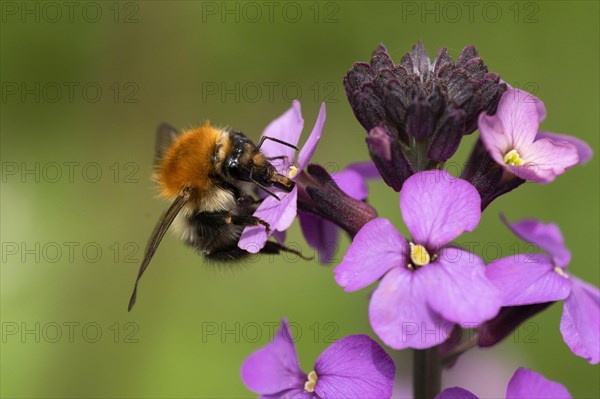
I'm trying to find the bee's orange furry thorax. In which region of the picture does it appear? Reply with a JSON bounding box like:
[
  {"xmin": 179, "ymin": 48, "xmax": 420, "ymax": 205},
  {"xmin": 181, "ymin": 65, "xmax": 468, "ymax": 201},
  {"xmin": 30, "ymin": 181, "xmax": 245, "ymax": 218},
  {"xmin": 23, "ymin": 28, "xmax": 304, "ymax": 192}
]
[{"xmin": 157, "ymin": 124, "xmax": 222, "ymax": 198}]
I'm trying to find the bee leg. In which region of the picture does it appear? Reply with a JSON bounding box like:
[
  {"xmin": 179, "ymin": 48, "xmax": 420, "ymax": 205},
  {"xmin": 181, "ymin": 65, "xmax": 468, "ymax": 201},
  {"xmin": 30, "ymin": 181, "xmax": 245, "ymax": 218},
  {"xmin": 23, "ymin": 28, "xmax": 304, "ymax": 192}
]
[
  {"xmin": 197, "ymin": 211, "xmax": 269, "ymax": 231},
  {"xmin": 236, "ymin": 195, "xmax": 260, "ymax": 206},
  {"xmin": 229, "ymin": 215, "xmax": 270, "ymax": 233},
  {"xmin": 262, "ymin": 241, "xmax": 314, "ymax": 261}
]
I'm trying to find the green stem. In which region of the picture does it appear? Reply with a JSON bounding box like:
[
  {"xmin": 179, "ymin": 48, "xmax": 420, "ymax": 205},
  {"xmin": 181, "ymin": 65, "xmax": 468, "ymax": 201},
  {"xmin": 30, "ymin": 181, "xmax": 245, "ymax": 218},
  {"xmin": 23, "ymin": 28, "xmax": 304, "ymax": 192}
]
[
  {"xmin": 441, "ymin": 332, "xmax": 479, "ymax": 367},
  {"xmin": 412, "ymin": 139, "xmax": 430, "ymax": 171},
  {"xmin": 413, "ymin": 346, "xmax": 442, "ymax": 399}
]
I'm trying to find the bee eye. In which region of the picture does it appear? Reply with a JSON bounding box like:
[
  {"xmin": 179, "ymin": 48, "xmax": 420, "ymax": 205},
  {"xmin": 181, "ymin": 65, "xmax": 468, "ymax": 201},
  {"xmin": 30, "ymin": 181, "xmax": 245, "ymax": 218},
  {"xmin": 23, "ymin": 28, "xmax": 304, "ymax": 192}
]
[
  {"xmin": 225, "ymin": 158, "xmax": 250, "ymax": 181},
  {"xmin": 227, "ymin": 161, "xmax": 240, "ymax": 174}
]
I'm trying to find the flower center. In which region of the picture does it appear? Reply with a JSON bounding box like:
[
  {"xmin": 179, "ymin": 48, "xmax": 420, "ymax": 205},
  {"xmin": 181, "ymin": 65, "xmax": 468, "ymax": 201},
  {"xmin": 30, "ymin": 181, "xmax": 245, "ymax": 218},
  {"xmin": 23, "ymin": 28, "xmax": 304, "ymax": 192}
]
[
  {"xmin": 554, "ymin": 266, "xmax": 569, "ymax": 279},
  {"xmin": 304, "ymin": 370, "xmax": 318, "ymax": 393},
  {"xmin": 410, "ymin": 242, "xmax": 431, "ymax": 267},
  {"xmin": 503, "ymin": 149, "xmax": 525, "ymax": 166}
]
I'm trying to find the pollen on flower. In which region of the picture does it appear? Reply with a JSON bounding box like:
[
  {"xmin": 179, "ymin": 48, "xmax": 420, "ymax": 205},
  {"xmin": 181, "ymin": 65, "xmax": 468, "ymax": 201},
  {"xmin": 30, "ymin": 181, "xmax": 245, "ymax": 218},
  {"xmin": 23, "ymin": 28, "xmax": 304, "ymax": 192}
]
[
  {"xmin": 304, "ymin": 370, "xmax": 318, "ymax": 393},
  {"xmin": 288, "ymin": 164, "xmax": 299, "ymax": 178},
  {"xmin": 503, "ymin": 149, "xmax": 525, "ymax": 166},
  {"xmin": 554, "ymin": 266, "xmax": 569, "ymax": 278},
  {"xmin": 410, "ymin": 242, "xmax": 431, "ymax": 267}
]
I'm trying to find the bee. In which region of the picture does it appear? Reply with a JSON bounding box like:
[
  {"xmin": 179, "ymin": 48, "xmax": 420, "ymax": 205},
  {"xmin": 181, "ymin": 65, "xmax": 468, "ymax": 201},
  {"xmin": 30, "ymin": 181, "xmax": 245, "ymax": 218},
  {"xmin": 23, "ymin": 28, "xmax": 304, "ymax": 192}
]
[{"xmin": 128, "ymin": 122, "xmax": 302, "ymax": 311}]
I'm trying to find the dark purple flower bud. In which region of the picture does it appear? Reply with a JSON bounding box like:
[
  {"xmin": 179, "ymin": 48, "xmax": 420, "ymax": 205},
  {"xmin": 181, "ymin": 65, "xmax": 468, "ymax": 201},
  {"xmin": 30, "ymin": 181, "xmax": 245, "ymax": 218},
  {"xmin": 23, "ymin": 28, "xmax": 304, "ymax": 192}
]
[
  {"xmin": 456, "ymin": 44, "xmax": 478, "ymax": 66},
  {"xmin": 371, "ymin": 44, "xmax": 394, "ymax": 71},
  {"xmin": 480, "ymin": 73, "xmax": 505, "ymax": 115},
  {"xmin": 367, "ymin": 126, "xmax": 413, "ymax": 191},
  {"xmin": 353, "ymin": 83, "xmax": 386, "ymax": 132},
  {"xmin": 406, "ymin": 100, "xmax": 435, "ymax": 140},
  {"xmin": 344, "ymin": 42, "xmax": 507, "ymax": 190},
  {"xmin": 345, "ymin": 62, "xmax": 375, "ymax": 92},
  {"xmin": 428, "ymin": 109, "xmax": 466, "ymax": 162},
  {"xmin": 367, "ymin": 126, "xmax": 392, "ymax": 160}
]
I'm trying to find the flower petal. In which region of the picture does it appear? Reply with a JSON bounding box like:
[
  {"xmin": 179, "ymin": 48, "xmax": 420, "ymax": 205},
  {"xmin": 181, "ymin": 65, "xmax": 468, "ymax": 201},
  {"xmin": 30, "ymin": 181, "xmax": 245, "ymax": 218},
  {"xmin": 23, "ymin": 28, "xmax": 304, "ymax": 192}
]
[
  {"xmin": 332, "ymin": 168, "xmax": 368, "ymax": 201},
  {"xmin": 239, "ymin": 226, "xmax": 269, "ymax": 254},
  {"xmin": 334, "ymin": 218, "xmax": 407, "ymax": 292},
  {"xmin": 261, "ymin": 389, "xmax": 315, "ymax": 399},
  {"xmin": 273, "ymin": 230, "xmax": 287, "ymax": 246},
  {"xmin": 272, "ymin": 188, "xmax": 298, "ymax": 231},
  {"xmin": 241, "ymin": 319, "xmax": 306, "ymax": 395},
  {"xmin": 560, "ymin": 277, "xmax": 600, "ymax": 364},
  {"xmin": 261, "ymin": 100, "xmax": 304, "ymax": 166},
  {"xmin": 369, "ymin": 267, "xmax": 452, "ymax": 349},
  {"xmin": 537, "ymin": 131, "xmax": 592, "ymax": 165},
  {"xmin": 500, "ymin": 81, "xmax": 547, "ymax": 123},
  {"xmin": 299, "ymin": 210, "xmax": 340, "ymax": 264},
  {"xmin": 479, "ymin": 111, "xmax": 511, "ymax": 167},
  {"xmin": 495, "ymin": 88, "xmax": 541, "ymax": 149},
  {"xmin": 505, "ymin": 368, "xmax": 571, "ymax": 399},
  {"xmin": 400, "ymin": 171, "xmax": 481, "ymax": 249},
  {"xmin": 514, "ymin": 138, "xmax": 579, "ymax": 183},
  {"xmin": 422, "ymin": 248, "xmax": 502, "ymax": 326},
  {"xmin": 534, "ymin": 98, "xmax": 547, "ymax": 122},
  {"xmin": 435, "ymin": 387, "xmax": 479, "ymax": 399},
  {"xmin": 501, "ymin": 215, "xmax": 571, "ymax": 268},
  {"xmin": 238, "ymin": 189, "xmax": 298, "ymax": 253},
  {"xmin": 485, "ymin": 254, "xmax": 572, "ymax": 306},
  {"xmin": 297, "ymin": 102, "xmax": 326, "ymax": 170},
  {"xmin": 314, "ymin": 335, "xmax": 396, "ymax": 399}
]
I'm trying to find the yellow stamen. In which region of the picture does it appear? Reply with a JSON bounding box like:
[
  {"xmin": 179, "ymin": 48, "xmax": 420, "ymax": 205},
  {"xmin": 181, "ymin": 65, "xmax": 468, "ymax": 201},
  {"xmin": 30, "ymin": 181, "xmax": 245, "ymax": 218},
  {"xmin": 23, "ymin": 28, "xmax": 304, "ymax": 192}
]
[
  {"xmin": 288, "ymin": 164, "xmax": 299, "ymax": 178},
  {"xmin": 410, "ymin": 242, "xmax": 431, "ymax": 267},
  {"xmin": 503, "ymin": 149, "xmax": 525, "ymax": 166},
  {"xmin": 304, "ymin": 370, "xmax": 318, "ymax": 393},
  {"xmin": 554, "ymin": 266, "xmax": 569, "ymax": 278}
]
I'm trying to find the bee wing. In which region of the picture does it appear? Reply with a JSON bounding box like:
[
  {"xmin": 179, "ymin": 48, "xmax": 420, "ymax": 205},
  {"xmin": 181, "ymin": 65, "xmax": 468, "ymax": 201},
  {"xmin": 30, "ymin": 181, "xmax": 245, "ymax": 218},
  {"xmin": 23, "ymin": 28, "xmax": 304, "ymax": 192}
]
[
  {"xmin": 154, "ymin": 123, "xmax": 179, "ymax": 166},
  {"xmin": 128, "ymin": 191, "xmax": 189, "ymax": 311}
]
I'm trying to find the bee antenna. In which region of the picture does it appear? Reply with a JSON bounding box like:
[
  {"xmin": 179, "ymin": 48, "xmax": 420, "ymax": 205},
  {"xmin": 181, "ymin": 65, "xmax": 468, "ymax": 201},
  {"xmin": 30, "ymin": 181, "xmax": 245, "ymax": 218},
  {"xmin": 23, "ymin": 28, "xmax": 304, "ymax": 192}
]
[
  {"xmin": 248, "ymin": 167, "xmax": 281, "ymax": 201},
  {"xmin": 257, "ymin": 136, "xmax": 299, "ymax": 151},
  {"xmin": 251, "ymin": 178, "xmax": 280, "ymax": 200}
]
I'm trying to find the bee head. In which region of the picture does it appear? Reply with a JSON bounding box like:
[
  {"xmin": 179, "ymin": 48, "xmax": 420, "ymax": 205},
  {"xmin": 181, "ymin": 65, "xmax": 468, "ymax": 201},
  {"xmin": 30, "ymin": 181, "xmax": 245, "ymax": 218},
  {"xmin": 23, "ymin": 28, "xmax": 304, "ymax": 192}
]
[
  {"xmin": 222, "ymin": 132, "xmax": 295, "ymax": 196},
  {"xmin": 224, "ymin": 149, "xmax": 295, "ymax": 193}
]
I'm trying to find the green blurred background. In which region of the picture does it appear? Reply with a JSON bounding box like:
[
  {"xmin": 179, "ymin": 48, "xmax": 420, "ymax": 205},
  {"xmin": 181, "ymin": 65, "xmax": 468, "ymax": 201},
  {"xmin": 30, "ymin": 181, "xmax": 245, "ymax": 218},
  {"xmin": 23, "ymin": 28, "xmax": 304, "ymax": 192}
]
[{"xmin": 1, "ymin": 1, "xmax": 598, "ymax": 398}]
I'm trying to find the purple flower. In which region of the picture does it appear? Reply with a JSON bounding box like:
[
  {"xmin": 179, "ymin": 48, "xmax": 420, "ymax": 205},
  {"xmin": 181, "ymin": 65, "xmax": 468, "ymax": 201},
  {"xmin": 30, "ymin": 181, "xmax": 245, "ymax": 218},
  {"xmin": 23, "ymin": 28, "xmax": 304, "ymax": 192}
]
[
  {"xmin": 334, "ymin": 170, "xmax": 501, "ymax": 349},
  {"xmin": 463, "ymin": 88, "xmax": 592, "ymax": 209},
  {"xmin": 436, "ymin": 367, "xmax": 571, "ymax": 399},
  {"xmin": 240, "ymin": 319, "xmax": 396, "ymax": 398},
  {"xmin": 486, "ymin": 216, "xmax": 600, "ymax": 364},
  {"xmin": 238, "ymin": 101, "xmax": 326, "ymax": 253},
  {"xmin": 299, "ymin": 161, "xmax": 380, "ymax": 263},
  {"xmin": 504, "ymin": 84, "xmax": 593, "ymax": 165},
  {"xmin": 478, "ymin": 88, "xmax": 580, "ymax": 183}
]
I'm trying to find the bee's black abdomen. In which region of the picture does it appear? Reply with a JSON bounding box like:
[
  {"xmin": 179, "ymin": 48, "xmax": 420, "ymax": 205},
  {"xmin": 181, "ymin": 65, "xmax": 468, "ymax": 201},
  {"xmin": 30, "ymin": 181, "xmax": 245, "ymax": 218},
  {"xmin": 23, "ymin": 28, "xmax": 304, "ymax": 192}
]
[
  {"xmin": 203, "ymin": 241, "xmax": 298, "ymax": 262},
  {"xmin": 184, "ymin": 207, "xmax": 301, "ymax": 262},
  {"xmin": 204, "ymin": 245, "xmax": 249, "ymax": 262}
]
